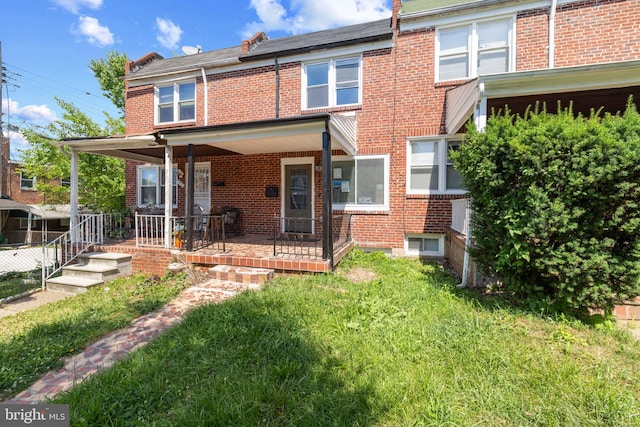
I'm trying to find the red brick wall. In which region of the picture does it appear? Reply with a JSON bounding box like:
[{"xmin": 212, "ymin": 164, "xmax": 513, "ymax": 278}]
[
  {"xmin": 554, "ymin": 0, "xmax": 640, "ymax": 67},
  {"xmin": 7, "ymin": 162, "xmax": 47, "ymax": 205},
  {"xmin": 94, "ymin": 245, "xmax": 173, "ymax": 276},
  {"xmin": 516, "ymin": 8, "xmax": 549, "ymax": 71}
]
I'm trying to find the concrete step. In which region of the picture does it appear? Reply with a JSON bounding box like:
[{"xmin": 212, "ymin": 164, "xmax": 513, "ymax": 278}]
[
  {"xmin": 76, "ymin": 252, "xmax": 132, "ymax": 277},
  {"xmin": 46, "ymin": 276, "xmax": 104, "ymax": 294},
  {"xmin": 62, "ymin": 264, "xmax": 120, "ymax": 282},
  {"xmin": 208, "ymin": 265, "xmax": 274, "ymax": 286}
]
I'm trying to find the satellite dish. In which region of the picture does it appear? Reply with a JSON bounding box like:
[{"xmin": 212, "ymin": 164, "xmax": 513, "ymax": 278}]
[{"xmin": 181, "ymin": 45, "xmax": 202, "ymax": 55}]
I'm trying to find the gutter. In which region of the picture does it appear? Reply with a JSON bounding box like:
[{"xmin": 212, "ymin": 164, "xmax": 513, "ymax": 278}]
[
  {"xmin": 549, "ymin": 0, "xmax": 557, "ymax": 68},
  {"xmin": 201, "ymin": 67, "xmax": 208, "ymax": 126}
]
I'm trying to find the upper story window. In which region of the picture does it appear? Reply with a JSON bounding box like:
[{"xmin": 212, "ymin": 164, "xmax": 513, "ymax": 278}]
[
  {"xmin": 156, "ymin": 81, "xmax": 195, "ymax": 124},
  {"xmin": 332, "ymin": 154, "xmax": 388, "ymax": 211},
  {"xmin": 437, "ymin": 17, "xmax": 514, "ymax": 82},
  {"xmin": 407, "ymin": 138, "xmax": 465, "ymax": 194},
  {"xmin": 303, "ymin": 57, "xmax": 361, "ymax": 109},
  {"xmin": 20, "ymin": 171, "xmax": 36, "ymax": 190}
]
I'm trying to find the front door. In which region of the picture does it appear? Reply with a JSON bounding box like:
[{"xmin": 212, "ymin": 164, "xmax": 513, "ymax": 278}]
[
  {"xmin": 193, "ymin": 162, "xmax": 211, "ymax": 214},
  {"xmin": 284, "ymin": 164, "xmax": 312, "ymax": 233}
]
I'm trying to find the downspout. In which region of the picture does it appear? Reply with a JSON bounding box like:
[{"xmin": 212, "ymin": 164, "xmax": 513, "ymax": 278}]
[
  {"xmin": 549, "ymin": 0, "xmax": 557, "ymax": 68},
  {"xmin": 321, "ymin": 118, "xmax": 334, "ymax": 269},
  {"xmin": 458, "ymin": 199, "xmax": 473, "ymax": 289},
  {"xmin": 274, "ymin": 56, "xmax": 280, "ymax": 118},
  {"xmin": 200, "ymin": 67, "xmax": 208, "ymax": 126}
]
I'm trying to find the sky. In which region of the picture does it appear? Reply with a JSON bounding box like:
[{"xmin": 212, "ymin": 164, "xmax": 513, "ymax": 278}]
[{"xmin": 1, "ymin": 0, "xmax": 392, "ymax": 159}]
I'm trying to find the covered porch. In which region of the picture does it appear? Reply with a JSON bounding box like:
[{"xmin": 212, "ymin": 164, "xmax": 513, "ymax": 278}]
[{"xmin": 61, "ymin": 113, "xmax": 357, "ymax": 272}]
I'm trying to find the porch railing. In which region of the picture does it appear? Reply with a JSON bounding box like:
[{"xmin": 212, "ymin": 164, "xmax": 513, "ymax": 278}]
[
  {"xmin": 134, "ymin": 213, "xmax": 226, "ymax": 250},
  {"xmin": 272, "ymin": 214, "xmax": 352, "ymax": 259},
  {"xmin": 43, "ymin": 214, "xmax": 103, "ymax": 285},
  {"xmin": 273, "ymin": 217, "xmax": 321, "ymax": 257}
]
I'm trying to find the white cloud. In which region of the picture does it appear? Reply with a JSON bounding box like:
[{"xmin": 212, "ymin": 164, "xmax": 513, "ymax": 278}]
[
  {"xmin": 6, "ymin": 130, "xmax": 31, "ymax": 161},
  {"xmin": 74, "ymin": 15, "xmax": 114, "ymax": 47},
  {"xmin": 156, "ymin": 18, "xmax": 183, "ymax": 50},
  {"xmin": 2, "ymin": 99, "xmax": 57, "ymax": 160},
  {"xmin": 243, "ymin": 0, "xmax": 391, "ymax": 37},
  {"xmin": 52, "ymin": 0, "xmax": 102, "ymax": 14},
  {"xmin": 2, "ymin": 99, "xmax": 57, "ymax": 124}
]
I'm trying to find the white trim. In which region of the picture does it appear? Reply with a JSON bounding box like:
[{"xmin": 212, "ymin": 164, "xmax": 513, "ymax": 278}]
[
  {"xmin": 400, "ymin": 0, "xmax": 575, "ymax": 32},
  {"xmin": 137, "ymin": 164, "xmax": 178, "ymax": 208},
  {"xmin": 332, "ymin": 154, "xmax": 390, "ymax": 212},
  {"xmin": 154, "ymin": 80, "xmax": 197, "ymax": 126},
  {"xmin": 435, "ymin": 15, "xmax": 516, "ymax": 83},
  {"xmin": 281, "ymin": 157, "xmax": 316, "ymax": 234},
  {"xmin": 406, "ymin": 136, "xmax": 467, "ymax": 195},
  {"xmin": 301, "ymin": 54, "xmax": 363, "ymax": 110},
  {"xmin": 405, "ymin": 233, "xmax": 445, "ymax": 257}
]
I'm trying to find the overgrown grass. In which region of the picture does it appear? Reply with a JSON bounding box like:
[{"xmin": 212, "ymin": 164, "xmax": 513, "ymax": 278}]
[
  {"xmin": 0, "ymin": 271, "xmax": 41, "ymax": 300},
  {"xmin": 0, "ymin": 273, "xmax": 189, "ymax": 400},
  {"xmin": 53, "ymin": 250, "xmax": 640, "ymax": 426}
]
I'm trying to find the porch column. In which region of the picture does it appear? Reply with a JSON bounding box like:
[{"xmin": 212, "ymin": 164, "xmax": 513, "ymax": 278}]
[
  {"xmin": 185, "ymin": 144, "xmax": 195, "ymax": 251},
  {"xmin": 322, "ymin": 129, "xmax": 334, "ymax": 269},
  {"xmin": 164, "ymin": 144, "xmax": 173, "ymax": 249},
  {"xmin": 70, "ymin": 148, "xmax": 79, "ymax": 243},
  {"xmin": 475, "ymin": 83, "xmax": 488, "ymax": 131}
]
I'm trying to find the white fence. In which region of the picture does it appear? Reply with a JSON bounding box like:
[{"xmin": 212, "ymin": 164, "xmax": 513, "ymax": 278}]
[{"xmin": 451, "ymin": 198, "xmax": 470, "ymax": 236}]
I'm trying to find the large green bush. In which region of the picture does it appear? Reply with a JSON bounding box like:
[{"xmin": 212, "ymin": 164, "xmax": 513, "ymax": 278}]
[{"xmin": 452, "ymin": 101, "xmax": 640, "ymax": 314}]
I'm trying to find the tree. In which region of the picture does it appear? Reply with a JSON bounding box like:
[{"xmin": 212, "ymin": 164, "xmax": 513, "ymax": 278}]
[
  {"xmin": 19, "ymin": 50, "xmax": 129, "ymax": 211},
  {"xmin": 20, "ymin": 98, "xmax": 125, "ymax": 211},
  {"xmin": 452, "ymin": 101, "xmax": 640, "ymax": 315},
  {"xmin": 89, "ymin": 50, "xmax": 128, "ymax": 116}
]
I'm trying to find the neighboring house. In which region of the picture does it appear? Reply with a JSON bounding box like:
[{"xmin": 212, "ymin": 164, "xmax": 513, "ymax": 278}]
[
  {"xmin": 0, "ymin": 136, "xmax": 71, "ymax": 243},
  {"xmin": 62, "ymin": 0, "xmax": 640, "ymax": 264}
]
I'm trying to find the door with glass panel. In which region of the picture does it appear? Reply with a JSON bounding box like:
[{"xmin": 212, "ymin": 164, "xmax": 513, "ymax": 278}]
[
  {"xmin": 192, "ymin": 162, "xmax": 211, "ymax": 214},
  {"xmin": 284, "ymin": 164, "xmax": 312, "ymax": 233}
]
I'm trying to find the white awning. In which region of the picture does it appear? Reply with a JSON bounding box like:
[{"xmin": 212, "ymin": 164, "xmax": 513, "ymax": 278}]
[
  {"xmin": 0, "ymin": 199, "xmax": 32, "ymax": 211},
  {"xmin": 160, "ymin": 113, "xmax": 357, "ymax": 156},
  {"xmin": 28, "ymin": 204, "xmax": 72, "ymax": 220},
  {"xmin": 60, "ymin": 113, "xmax": 358, "ymax": 160}
]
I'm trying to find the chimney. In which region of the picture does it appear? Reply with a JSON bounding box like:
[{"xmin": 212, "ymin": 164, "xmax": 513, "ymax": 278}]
[{"xmin": 242, "ymin": 32, "xmax": 269, "ymax": 54}]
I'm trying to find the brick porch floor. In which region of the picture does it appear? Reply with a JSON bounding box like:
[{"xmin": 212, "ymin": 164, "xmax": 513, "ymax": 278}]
[{"xmin": 96, "ymin": 234, "xmax": 354, "ymax": 274}]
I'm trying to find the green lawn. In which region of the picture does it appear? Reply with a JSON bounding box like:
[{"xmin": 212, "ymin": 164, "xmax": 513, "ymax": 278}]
[
  {"xmin": 0, "ymin": 273, "xmax": 189, "ymax": 400},
  {"xmin": 0, "ymin": 271, "xmax": 41, "ymax": 300},
  {"xmin": 49, "ymin": 250, "xmax": 640, "ymax": 426}
]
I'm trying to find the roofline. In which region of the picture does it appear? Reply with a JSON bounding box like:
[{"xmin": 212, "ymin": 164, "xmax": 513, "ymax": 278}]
[
  {"xmin": 399, "ymin": 0, "xmax": 575, "ymax": 22},
  {"xmin": 239, "ymin": 31, "xmax": 393, "ymax": 61},
  {"xmin": 159, "ymin": 113, "xmax": 331, "ymax": 137}
]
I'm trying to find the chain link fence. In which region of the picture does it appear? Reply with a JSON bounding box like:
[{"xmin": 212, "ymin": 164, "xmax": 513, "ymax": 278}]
[{"xmin": 0, "ymin": 243, "xmax": 52, "ymax": 300}]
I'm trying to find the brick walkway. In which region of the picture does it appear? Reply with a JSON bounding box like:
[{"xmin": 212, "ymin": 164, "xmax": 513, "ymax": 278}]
[{"xmin": 2, "ymin": 280, "xmax": 259, "ymax": 405}]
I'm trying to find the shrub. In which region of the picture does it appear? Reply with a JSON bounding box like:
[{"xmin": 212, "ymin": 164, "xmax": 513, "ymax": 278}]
[{"xmin": 452, "ymin": 100, "xmax": 640, "ymax": 314}]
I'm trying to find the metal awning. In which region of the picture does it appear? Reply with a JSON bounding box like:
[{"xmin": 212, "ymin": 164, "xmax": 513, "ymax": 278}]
[
  {"xmin": 444, "ymin": 59, "xmax": 640, "ymax": 134},
  {"xmin": 28, "ymin": 204, "xmax": 72, "ymax": 220},
  {"xmin": 0, "ymin": 199, "xmax": 32, "ymax": 211},
  {"xmin": 59, "ymin": 113, "xmax": 357, "ymax": 161}
]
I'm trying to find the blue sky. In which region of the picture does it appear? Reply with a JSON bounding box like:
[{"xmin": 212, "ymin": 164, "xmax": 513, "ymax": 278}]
[{"xmin": 1, "ymin": 0, "xmax": 392, "ymax": 159}]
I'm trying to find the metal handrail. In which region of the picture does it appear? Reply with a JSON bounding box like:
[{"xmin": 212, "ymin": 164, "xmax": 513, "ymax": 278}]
[{"xmin": 42, "ymin": 214, "xmax": 103, "ymax": 286}]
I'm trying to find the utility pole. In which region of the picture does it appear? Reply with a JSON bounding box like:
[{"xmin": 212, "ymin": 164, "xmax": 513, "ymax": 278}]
[{"xmin": 1, "ymin": 40, "xmax": 4, "ymax": 198}]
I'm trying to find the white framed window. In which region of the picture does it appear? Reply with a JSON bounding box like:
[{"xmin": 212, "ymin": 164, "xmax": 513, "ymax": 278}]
[
  {"xmin": 19, "ymin": 171, "xmax": 36, "ymax": 190},
  {"xmin": 303, "ymin": 56, "xmax": 361, "ymax": 109},
  {"xmin": 436, "ymin": 17, "xmax": 514, "ymax": 82},
  {"xmin": 405, "ymin": 234, "xmax": 444, "ymax": 257},
  {"xmin": 407, "ymin": 138, "xmax": 465, "ymax": 194},
  {"xmin": 156, "ymin": 81, "xmax": 195, "ymax": 124},
  {"xmin": 332, "ymin": 154, "xmax": 388, "ymax": 211},
  {"xmin": 137, "ymin": 165, "xmax": 178, "ymax": 207}
]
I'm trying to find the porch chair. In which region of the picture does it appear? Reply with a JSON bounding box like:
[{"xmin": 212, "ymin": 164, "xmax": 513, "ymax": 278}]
[{"xmin": 204, "ymin": 205, "xmax": 225, "ymax": 241}]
